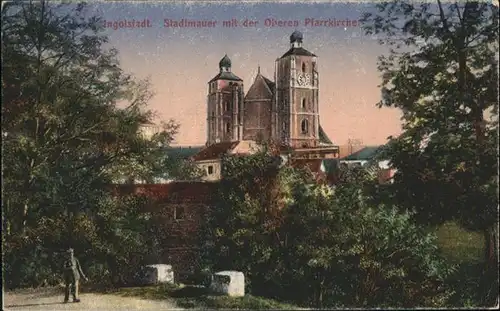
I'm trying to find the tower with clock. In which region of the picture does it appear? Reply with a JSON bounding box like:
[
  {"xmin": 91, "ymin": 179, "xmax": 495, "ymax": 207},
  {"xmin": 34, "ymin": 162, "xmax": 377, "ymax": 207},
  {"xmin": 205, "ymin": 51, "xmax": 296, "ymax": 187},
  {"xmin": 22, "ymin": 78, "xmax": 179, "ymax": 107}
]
[
  {"xmin": 273, "ymin": 30, "xmax": 320, "ymax": 148},
  {"xmin": 204, "ymin": 31, "xmax": 338, "ymax": 162}
]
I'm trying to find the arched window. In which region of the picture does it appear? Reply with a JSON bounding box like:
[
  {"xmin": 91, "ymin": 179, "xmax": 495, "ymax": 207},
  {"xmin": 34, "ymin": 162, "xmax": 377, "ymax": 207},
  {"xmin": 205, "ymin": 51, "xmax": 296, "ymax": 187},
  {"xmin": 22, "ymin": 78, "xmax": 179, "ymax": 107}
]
[
  {"xmin": 225, "ymin": 101, "xmax": 230, "ymax": 111},
  {"xmin": 302, "ymin": 62, "xmax": 306, "ymax": 73},
  {"xmin": 301, "ymin": 98, "xmax": 306, "ymax": 109},
  {"xmin": 282, "ymin": 122, "xmax": 286, "ymax": 131},
  {"xmin": 226, "ymin": 122, "xmax": 231, "ymax": 133},
  {"xmin": 211, "ymin": 112, "xmax": 215, "ymax": 132},
  {"xmin": 301, "ymin": 119, "xmax": 308, "ymax": 134}
]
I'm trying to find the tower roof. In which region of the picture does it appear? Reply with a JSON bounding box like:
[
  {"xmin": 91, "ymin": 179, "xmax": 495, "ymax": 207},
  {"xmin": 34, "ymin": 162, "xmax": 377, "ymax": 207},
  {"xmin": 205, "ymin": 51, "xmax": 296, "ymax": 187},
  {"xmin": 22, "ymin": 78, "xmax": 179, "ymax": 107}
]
[
  {"xmin": 290, "ymin": 30, "xmax": 303, "ymax": 43},
  {"xmin": 219, "ymin": 54, "xmax": 231, "ymax": 68},
  {"xmin": 280, "ymin": 47, "xmax": 316, "ymax": 59},
  {"xmin": 209, "ymin": 54, "xmax": 242, "ymax": 83},
  {"xmin": 208, "ymin": 72, "xmax": 243, "ymax": 83},
  {"xmin": 281, "ymin": 31, "xmax": 316, "ymax": 59}
]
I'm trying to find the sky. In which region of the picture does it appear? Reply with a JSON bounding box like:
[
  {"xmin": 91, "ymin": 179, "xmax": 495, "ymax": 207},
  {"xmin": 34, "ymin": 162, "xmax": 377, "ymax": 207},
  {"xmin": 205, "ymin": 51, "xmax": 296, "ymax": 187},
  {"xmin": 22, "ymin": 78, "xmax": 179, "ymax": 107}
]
[{"xmin": 84, "ymin": 1, "xmax": 404, "ymax": 146}]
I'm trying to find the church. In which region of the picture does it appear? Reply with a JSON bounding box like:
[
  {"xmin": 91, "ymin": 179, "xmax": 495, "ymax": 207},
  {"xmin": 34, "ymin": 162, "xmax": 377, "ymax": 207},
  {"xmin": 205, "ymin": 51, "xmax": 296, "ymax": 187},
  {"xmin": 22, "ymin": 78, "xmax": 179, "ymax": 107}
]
[
  {"xmin": 191, "ymin": 30, "xmax": 339, "ymax": 180},
  {"xmin": 114, "ymin": 31, "xmax": 343, "ymax": 276}
]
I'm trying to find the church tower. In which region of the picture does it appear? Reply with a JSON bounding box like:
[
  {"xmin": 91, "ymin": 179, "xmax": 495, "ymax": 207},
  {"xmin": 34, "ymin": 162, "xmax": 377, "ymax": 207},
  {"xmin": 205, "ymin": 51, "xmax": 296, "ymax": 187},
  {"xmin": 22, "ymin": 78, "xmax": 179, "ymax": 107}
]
[
  {"xmin": 206, "ymin": 55, "xmax": 244, "ymax": 145},
  {"xmin": 274, "ymin": 31, "xmax": 320, "ymax": 148}
]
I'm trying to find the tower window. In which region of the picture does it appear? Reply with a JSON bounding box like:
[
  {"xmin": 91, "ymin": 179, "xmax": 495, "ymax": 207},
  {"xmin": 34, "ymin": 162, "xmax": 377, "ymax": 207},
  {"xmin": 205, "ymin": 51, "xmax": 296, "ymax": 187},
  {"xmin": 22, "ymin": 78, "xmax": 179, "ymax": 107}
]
[
  {"xmin": 211, "ymin": 112, "xmax": 215, "ymax": 132},
  {"xmin": 226, "ymin": 122, "xmax": 231, "ymax": 133},
  {"xmin": 301, "ymin": 98, "xmax": 306, "ymax": 109},
  {"xmin": 282, "ymin": 122, "xmax": 286, "ymax": 131},
  {"xmin": 225, "ymin": 101, "xmax": 230, "ymax": 111},
  {"xmin": 302, "ymin": 63, "xmax": 306, "ymax": 73},
  {"xmin": 301, "ymin": 119, "xmax": 309, "ymax": 134}
]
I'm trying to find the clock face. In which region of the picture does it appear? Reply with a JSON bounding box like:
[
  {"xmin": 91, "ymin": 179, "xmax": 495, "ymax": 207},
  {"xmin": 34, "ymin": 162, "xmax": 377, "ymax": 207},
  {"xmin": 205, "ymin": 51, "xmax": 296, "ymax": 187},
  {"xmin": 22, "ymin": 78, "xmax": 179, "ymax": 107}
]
[
  {"xmin": 304, "ymin": 73, "xmax": 311, "ymax": 85},
  {"xmin": 297, "ymin": 73, "xmax": 311, "ymax": 87},
  {"xmin": 297, "ymin": 74, "xmax": 306, "ymax": 86}
]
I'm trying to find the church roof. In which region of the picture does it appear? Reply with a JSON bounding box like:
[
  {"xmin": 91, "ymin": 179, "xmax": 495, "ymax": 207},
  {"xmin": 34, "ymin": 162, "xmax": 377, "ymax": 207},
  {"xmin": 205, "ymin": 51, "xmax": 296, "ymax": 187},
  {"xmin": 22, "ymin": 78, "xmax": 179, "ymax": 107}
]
[
  {"xmin": 280, "ymin": 47, "xmax": 316, "ymax": 59},
  {"xmin": 318, "ymin": 125, "xmax": 333, "ymax": 144},
  {"xmin": 208, "ymin": 71, "xmax": 243, "ymax": 83},
  {"xmin": 261, "ymin": 75, "xmax": 275, "ymax": 91},
  {"xmin": 245, "ymin": 71, "xmax": 275, "ymax": 100}
]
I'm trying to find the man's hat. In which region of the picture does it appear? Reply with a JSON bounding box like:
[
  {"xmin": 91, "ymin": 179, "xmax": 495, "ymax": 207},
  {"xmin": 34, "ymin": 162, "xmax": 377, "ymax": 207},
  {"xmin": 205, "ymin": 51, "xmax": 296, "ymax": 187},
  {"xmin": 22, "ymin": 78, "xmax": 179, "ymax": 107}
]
[{"xmin": 66, "ymin": 248, "xmax": 74, "ymax": 253}]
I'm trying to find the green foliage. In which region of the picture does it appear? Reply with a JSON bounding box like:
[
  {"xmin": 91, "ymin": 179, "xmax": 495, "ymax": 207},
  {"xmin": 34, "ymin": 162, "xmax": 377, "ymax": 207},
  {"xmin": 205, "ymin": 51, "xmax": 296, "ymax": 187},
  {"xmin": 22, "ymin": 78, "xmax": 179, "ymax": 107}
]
[
  {"xmin": 360, "ymin": 1, "xmax": 498, "ymax": 265},
  {"xmin": 108, "ymin": 284, "xmax": 299, "ymax": 309},
  {"xmin": 203, "ymin": 152, "xmax": 454, "ymax": 308},
  {"xmin": 360, "ymin": 4, "xmax": 498, "ymax": 304},
  {"xmin": 1, "ymin": 1, "xmax": 176, "ymax": 289},
  {"xmin": 285, "ymin": 174, "xmax": 455, "ymax": 307}
]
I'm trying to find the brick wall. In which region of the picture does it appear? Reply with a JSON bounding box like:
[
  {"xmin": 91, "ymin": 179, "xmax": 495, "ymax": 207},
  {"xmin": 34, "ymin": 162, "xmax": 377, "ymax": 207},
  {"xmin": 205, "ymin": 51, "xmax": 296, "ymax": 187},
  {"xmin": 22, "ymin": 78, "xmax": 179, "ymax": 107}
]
[{"xmin": 112, "ymin": 182, "xmax": 218, "ymax": 278}]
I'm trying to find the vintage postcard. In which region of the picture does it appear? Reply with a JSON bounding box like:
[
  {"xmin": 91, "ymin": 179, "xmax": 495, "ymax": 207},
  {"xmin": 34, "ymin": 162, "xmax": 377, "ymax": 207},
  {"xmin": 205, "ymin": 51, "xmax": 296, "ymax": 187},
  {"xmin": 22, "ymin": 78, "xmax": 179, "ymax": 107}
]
[{"xmin": 3, "ymin": 0, "xmax": 498, "ymax": 310}]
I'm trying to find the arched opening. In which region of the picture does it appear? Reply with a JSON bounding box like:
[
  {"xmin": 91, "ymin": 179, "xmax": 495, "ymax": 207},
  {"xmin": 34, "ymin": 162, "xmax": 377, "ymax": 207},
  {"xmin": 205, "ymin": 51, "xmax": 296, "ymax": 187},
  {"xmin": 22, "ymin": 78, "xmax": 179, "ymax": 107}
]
[
  {"xmin": 301, "ymin": 119, "xmax": 308, "ymax": 134},
  {"xmin": 211, "ymin": 112, "xmax": 215, "ymax": 132},
  {"xmin": 226, "ymin": 122, "xmax": 231, "ymax": 133},
  {"xmin": 282, "ymin": 121, "xmax": 286, "ymax": 131},
  {"xmin": 225, "ymin": 101, "xmax": 230, "ymax": 111},
  {"xmin": 302, "ymin": 62, "xmax": 306, "ymax": 73},
  {"xmin": 301, "ymin": 98, "xmax": 306, "ymax": 109}
]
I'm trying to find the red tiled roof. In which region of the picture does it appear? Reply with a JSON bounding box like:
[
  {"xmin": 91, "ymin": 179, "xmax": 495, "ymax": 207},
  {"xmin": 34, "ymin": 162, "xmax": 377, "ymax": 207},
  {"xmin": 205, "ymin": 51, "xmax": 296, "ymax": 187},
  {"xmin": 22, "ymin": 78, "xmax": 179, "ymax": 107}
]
[
  {"xmin": 110, "ymin": 182, "xmax": 219, "ymax": 203},
  {"xmin": 191, "ymin": 141, "xmax": 240, "ymax": 161}
]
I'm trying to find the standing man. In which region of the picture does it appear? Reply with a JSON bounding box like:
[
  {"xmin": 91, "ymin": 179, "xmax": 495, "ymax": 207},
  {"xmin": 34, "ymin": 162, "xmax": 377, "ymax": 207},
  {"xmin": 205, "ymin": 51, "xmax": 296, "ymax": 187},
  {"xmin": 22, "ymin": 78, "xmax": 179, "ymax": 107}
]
[{"xmin": 63, "ymin": 248, "xmax": 88, "ymax": 303}]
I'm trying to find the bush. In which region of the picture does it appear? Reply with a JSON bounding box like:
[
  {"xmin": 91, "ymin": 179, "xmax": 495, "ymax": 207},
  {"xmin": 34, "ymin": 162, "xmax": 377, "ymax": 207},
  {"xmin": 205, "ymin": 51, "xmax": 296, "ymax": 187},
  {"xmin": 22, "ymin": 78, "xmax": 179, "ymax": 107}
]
[
  {"xmin": 182, "ymin": 269, "xmax": 213, "ymax": 287},
  {"xmin": 203, "ymin": 154, "xmax": 457, "ymax": 308}
]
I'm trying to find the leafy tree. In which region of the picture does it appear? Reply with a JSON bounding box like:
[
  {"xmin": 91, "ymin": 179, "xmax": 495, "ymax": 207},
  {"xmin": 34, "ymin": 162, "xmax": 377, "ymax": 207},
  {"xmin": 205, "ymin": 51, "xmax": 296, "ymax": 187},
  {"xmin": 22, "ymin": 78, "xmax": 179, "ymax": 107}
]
[
  {"xmin": 361, "ymin": 1, "xmax": 498, "ymax": 270},
  {"xmin": 284, "ymin": 167, "xmax": 454, "ymax": 308},
  {"xmin": 1, "ymin": 1, "xmax": 177, "ymax": 288},
  {"xmin": 202, "ymin": 148, "xmax": 308, "ymax": 293},
  {"xmin": 203, "ymin": 149, "xmax": 453, "ymax": 307}
]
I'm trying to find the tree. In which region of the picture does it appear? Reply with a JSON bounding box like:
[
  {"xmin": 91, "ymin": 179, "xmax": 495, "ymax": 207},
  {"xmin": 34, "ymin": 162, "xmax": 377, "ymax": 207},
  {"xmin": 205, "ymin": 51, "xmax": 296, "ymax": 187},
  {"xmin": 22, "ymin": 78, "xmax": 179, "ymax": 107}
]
[
  {"xmin": 281, "ymin": 166, "xmax": 455, "ymax": 307},
  {"xmin": 1, "ymin": 0, "xmax": 177, "ymax": 288},
  {"xmin": 202, "ymin": 148, "xmax": 309, "ymax": 294},
  {"xmin": 203, "ymin": 149, "xmax": 454, "ymax": 307},
  {"xmin": 361, "ymin": 1, "xmax": 498, "ymax": 270}
]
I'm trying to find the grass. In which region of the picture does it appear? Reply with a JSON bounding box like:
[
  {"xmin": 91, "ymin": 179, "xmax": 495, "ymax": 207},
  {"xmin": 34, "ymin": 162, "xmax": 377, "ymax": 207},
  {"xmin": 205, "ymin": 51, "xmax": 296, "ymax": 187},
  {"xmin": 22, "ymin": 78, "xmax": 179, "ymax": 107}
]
[
  {"xmin": 98, "ymin": 222, "xmax": 493, "ymax": 309},
  {"xmin": 433, "ymin": 221, "xmax": 498, "ymax": 307},
  {"xmin": 105, "ymin": 283, "xmax": 300, "ymax": 309},
  {"xmin": 434, "ymin": 221, "xmax": 484, "ymax": 264}
]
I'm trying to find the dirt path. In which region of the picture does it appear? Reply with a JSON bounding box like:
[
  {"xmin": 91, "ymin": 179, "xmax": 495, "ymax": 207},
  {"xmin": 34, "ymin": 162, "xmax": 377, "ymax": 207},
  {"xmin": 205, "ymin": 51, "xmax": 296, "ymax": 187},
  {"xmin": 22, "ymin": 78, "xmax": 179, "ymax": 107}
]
[{"xmin": 3, "ymin": 287, "xmax": 184, "ymax": 310}]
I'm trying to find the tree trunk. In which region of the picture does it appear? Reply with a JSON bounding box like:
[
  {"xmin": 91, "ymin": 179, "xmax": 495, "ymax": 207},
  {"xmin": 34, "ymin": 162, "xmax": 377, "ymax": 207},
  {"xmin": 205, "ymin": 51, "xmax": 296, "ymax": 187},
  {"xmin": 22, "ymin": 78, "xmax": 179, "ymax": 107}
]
[{"xmin": 484, "ymin": 226, "xmax": 498, "ymax": 270}]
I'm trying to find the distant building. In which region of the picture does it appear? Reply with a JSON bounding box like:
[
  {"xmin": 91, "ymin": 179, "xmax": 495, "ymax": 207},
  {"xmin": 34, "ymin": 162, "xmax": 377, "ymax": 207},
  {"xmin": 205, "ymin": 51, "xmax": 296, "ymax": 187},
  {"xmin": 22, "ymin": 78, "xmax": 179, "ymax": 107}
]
[
  {"xmin": 113, "ymin": 31, "xmax": 382, "ymax": 276},
  {"xmin": 190, "ymin": 30, "xmax": 340, "ymax": 181},
  {"xmin": 339, "ymin": 145, "xmax": 395, "ymax": 184},
  {"xmin": 190, "ymin": 141, "xmax": 261, "ymax": 181}
]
